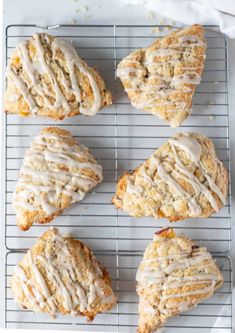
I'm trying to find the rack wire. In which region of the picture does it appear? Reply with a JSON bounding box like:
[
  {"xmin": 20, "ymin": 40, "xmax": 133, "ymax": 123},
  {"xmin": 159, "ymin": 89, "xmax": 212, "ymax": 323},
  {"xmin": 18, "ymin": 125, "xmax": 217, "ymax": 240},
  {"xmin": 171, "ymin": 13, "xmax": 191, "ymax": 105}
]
[{"xmin": 4, "ymin": 24, "xmax": 232, "ymax": 332}]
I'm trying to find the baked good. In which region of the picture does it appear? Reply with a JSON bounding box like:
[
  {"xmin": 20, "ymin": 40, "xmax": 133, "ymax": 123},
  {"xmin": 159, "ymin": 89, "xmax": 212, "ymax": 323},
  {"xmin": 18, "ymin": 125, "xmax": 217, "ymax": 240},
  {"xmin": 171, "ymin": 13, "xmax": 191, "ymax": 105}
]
[
  {"xmin": 4, "ymin": 33, "xmax": 112, "ymax": 119},
  {"xmin": 116, "ymin": 24, "xmax": 206, "ymax": 127},
  {"xmin": 136, "ymin": 228, "xmax": 223, "ymax": 332},
  {"xmin": 13, "ymin": 127, "xmax": 103, "ymax": 230},
  {"xmin": 11, "ymin": 227, "xmax": 117, "ymax": 320},
  {"xmin": 112, "ymin": 132, "xmax": 228, "ymax": 221}
]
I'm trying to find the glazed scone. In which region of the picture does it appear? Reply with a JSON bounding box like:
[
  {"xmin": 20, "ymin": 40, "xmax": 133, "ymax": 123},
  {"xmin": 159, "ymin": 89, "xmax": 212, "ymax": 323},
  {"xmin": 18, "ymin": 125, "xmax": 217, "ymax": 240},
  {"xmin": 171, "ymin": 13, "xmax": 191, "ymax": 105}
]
[
  {"xmin": 136, "ymin": 228, "xmax": 224, "ymax": 332},
  {"xmin": 112, "ymin": 132, "xmax": 228, "ymax": 221},
  {"xmin": 11, "ymin": 227, "xmax": 117, "ymax": 320},
  {"xmin": 4, "ymin": 33, "xmax": 112, "ymax": 119},
  {"xmin": 116, "ymin": 25, "xmax": 206, "ymax": 127},
  {"xmin": 13, "ymin": 127, "xmax": 103, "ymax": 230}
]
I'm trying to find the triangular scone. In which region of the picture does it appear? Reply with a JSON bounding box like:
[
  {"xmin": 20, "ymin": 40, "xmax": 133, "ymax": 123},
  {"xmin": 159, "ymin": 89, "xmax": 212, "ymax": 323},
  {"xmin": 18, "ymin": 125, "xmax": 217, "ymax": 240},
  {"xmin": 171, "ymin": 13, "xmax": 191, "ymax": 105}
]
[
  {"xmin": 112, "ymin": 132, "xmax": 228, "ymax": 221},
  {"xmin": 11, "ymin": 228, "xmax": 117, "ymax": 320},
  {"xmin": 116, "ymin": 25, "xmax": 206, "ymax": 127},
  {"xmin": 4, "ymin": 33, "xmax": 112, "ymax": 119},
  {"xmin": 136, "ymin": 228, "xmax": 223, "ymax": 333},
  {"xmin": 13, "ymin": 127, "xmax": 103, "ymax": 230}
]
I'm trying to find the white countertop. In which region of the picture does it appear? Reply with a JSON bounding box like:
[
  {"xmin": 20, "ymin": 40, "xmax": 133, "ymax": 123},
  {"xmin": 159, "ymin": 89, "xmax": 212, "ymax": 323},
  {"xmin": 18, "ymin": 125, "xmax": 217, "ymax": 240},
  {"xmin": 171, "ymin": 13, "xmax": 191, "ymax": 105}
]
[{"xmin": 2, "ymin": 0, "xmax": 235, "ymax": 330}]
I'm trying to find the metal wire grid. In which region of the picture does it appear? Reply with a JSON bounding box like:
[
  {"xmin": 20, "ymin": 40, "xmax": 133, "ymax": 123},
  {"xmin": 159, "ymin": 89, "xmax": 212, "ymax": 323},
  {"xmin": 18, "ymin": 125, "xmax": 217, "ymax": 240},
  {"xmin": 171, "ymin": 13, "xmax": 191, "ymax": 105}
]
[{"xmin": 3, "ymin": 24, "xmax": 232, "ymax": 331}]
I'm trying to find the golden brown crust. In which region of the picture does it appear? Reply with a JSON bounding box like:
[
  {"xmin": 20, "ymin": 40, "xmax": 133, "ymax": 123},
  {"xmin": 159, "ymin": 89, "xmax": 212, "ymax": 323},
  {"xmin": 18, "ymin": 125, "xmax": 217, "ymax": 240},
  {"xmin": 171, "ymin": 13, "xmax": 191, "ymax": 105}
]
[
  {"xmin": 4, "ymin": 33, "xmax": 112, "ymax": 119},
  {"xmin": 112, "ymin": 132, "xmax": 228, "ymax": 221},
  {"xmin": 136, "ymin": 228, "xmax": 224, "ymax": 332},
  {"xmin": 11, "ymin": 228, "xmax": 117, "ymax": 320},
  {"xmin": 13, "ymin": 126, "xmax": 103, "ymax": 230},
  {"xmin": 116, "ymin": 25, "xmax": 206, "ymax": 127}
]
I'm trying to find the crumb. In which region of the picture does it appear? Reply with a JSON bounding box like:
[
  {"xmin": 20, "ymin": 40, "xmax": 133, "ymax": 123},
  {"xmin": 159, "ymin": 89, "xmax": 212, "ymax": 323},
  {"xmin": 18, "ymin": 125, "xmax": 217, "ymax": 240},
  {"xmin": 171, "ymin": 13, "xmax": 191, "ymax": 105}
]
[
  {"xmin": 83, "ymin": 5, "xmax": 88, "ymax": 12},
  {"xmin": 68, "ymin": 18, "xmax": 77, "ymax": 24},
  {"xmin": 147, "ymin": 11, "xmax": 155, "ymax": 20},
  {"xmin": 207, "ymin": 100, "xmax": 215, "ymax": 106},
  {"xmin": 151, "ymin": 27, "xmax": 160, "ymax": 34},
  {"xmin": 159, "ymin": 18, "xmax": 165, "ymax": 25},
  {"xmin": 71, "ymin": 0, "xmax": 78, "ymax": 2},
  {"xmin": 208, "ymin": 115, "xmax": 216, "ymax": 121},
  {"xmin": 214, "ymin": 81, "xmax": 219, "ymax": 84},
  {"xmin": 76, "ymin": 9, "xmax": 80, "ymax": 13},
  {"xmin": 64, "ymin": 232, "xmax": 74, "ymax": 237}
]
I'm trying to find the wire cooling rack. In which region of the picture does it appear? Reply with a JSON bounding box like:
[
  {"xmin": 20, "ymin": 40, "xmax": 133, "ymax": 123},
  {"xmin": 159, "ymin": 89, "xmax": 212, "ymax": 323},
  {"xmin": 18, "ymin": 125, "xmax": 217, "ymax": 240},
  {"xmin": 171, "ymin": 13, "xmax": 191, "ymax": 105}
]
[{"xmin": 3, "ymin": 24, "xmax": 232, "ymax": 331}]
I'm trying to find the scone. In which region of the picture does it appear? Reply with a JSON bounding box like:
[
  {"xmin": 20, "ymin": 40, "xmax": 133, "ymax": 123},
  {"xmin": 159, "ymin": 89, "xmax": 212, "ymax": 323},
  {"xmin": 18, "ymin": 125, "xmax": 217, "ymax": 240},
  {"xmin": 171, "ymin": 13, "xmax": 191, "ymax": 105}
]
[
  {"xmin": 4, "ymin": 33, "xmax": 112, "ymax": 119},
  {"xmin": 13, "ymin": 127, "xmax": 103, "ymax": 230},
  {"xmin": 116, "ymin": 24, "xmax": 206, "ymax": 127},
  {"xmin": 11, "ymin": 227, "xmax": 117, "ymax": 320},
  {"xmin": 136, "ymin": 228, "xmax": 224, "ymax": 332},
  {"xmin": 112, "ymin": 132, "xmax": 228, "ymax": 221}
]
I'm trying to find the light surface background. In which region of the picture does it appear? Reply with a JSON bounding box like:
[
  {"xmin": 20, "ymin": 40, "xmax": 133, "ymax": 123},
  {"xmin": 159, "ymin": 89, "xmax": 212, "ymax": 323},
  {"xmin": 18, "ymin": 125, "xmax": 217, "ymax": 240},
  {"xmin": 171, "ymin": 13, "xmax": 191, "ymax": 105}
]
[{"xmin": 1, "ymin": 0, "xmax": 235, "ymax": 331}]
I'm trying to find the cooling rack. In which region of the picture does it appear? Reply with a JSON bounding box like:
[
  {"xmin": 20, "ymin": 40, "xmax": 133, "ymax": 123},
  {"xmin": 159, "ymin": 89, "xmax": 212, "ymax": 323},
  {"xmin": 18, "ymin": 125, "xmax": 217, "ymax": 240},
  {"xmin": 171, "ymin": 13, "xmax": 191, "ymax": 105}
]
[{"xmin": 3, "ymin": 24, "xmax": 232, "ymax": 332}]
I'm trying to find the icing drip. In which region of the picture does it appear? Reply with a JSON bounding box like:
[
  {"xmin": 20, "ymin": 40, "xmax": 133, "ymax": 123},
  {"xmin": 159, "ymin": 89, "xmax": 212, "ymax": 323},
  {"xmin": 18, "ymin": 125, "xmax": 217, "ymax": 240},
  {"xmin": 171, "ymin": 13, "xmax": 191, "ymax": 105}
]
[
  {"xmin": 12, "ymin": 229, "xmax": 112, "ymax": 316},
  {"xmin": 172, "ymin": 72, "xmax": 202, "ymax": 86},
  {"xmin": 169, "ymin": 135, "xmax": 201, "ymax": 164},
  {"xmin": 117, "ymin": 31, "xmax": 206, "ymax": 114},
  {"xmin": 13, "ymin": 130, "xmax": 103, "ymax": 215},
  {"xmin": 136, "ymin": 235, "xmax": 222, "ymax": 318},
  {"xmin": 7, "ymin": 33, "xmax": 102, "ymax": 116}
]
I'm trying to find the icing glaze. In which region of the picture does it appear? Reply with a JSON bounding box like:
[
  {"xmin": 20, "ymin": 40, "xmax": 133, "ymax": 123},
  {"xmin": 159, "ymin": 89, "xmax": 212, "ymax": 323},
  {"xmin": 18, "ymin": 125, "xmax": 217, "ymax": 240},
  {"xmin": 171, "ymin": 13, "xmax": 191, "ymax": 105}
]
[
  {"xmin": 136, "ymin": 235, "xmax": 221, "ymax": 316},
  {"xmin": 117, "ymin": 31, "xmax": 206, "ymax": 115},
  {"xmin": 125, "ymin": 134, "xmax": 226, "ymax": 216},
  {"xmin": 7, "ymin": 33, "xmax": 102, "ymax": 116},
  {"xmin": 12, "ymin": 229, "xmax": 113, "ymax": 315},
  {"xmin": 13, "ymin": 130, "xmax": 103, "ymax": 216}
]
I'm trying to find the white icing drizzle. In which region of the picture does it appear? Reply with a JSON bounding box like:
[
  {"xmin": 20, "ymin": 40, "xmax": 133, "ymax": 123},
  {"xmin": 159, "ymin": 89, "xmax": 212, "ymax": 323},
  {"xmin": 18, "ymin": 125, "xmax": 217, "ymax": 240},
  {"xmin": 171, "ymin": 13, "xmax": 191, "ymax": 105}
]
[
  {"xmin": 136, "ymin": 235, "xmax": 222, "ymax": 317},
  {"xmin": 169, "ymin": 136, "xmax": 201, "ymax": 164},
  {"xmin": 151, "ymin": 155, "xmax": 201, "ymax": 216},
  {"xmin": 7, "ymin": 92, "xmax": 20, "ymax": 102},
  {"xmin": 12, "ymin": 229, "xmax": 113, "ymax": 316},
  {"xmin": 125, "ymin": 134, "xmax": 226, "ymax": 216},
  {"xmin": 169, "ymin": 135, "xmax": 226, "ymax": 211},
  {"xmin": 117, "ymin": 31, "xmax": 206, "ymax": 115},
  {"xmin": 13, "ymin": 130, "xmax": 103, "ymax": 215},
  {"xmin": 14, "ymin": 266, "xmax": 43, "ymax": 311},
  {"xmin": 172, "ymin": 72, "xmax": 202, "ymax": 86},
  {"xmin": 7, "ymin": 69, "xmax": 38, "ymax": 114},
  {"xmin": 7, "ymin": 33, "xmax": 102, "ymax": 116},
  {"xmin": 116, "ymin": 66, "xmax": 144, "ymax": 79},
  {"xmin": 52, "ymin": 38, "xmax": 102, "ymax": 115}
]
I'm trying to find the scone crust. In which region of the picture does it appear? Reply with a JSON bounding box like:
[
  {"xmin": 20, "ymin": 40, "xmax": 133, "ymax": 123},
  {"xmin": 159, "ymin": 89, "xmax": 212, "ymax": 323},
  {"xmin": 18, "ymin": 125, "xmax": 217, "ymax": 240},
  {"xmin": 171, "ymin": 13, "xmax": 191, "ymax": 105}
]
[
  {"xmin": 4, "ymin": 33, "xmax": 112, "ymax": 119},
  {"xmin": 136, "ymin": 228, "xmax": 224, "ymax": 332},
  {"xmin": 112, "ymin": 132, "xmax": 228, "ymax": 221},
  {"xmin": 116, "ymin": 24, "xmax": 206, "ymax": 127},
  {"xmin": 11, "ymin": 228, "xmax": 117, "ymax": 320},
  {"xmin": 13, "ymin": 127, "xmax": 103, "ymax": 230}
]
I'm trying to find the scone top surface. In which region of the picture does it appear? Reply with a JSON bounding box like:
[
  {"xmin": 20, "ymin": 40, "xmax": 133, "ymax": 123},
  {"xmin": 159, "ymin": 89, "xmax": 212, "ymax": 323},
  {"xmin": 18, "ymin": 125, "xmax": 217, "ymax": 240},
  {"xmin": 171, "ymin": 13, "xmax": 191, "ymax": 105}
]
[
  {"xmin": 4, "ymin": 33, "xmax": 112, "ymax": 119},
  {"xmin": 11, "ymin": 227, "xmax": 117, "ymax": 320},
  {"xmin": 136, "ymin": 228, "xmax": 223, "ymax": 332},
  {"xmin": 112, "ymin": 132, "xmax": 228, "ymax": 221},
  {"xmin": 13, "ymin": 127, "xmax": 103, "ymax": 230},
  {"xmin": 117, "ymin": 24, "xmax": 206, "ymax": 127}
]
